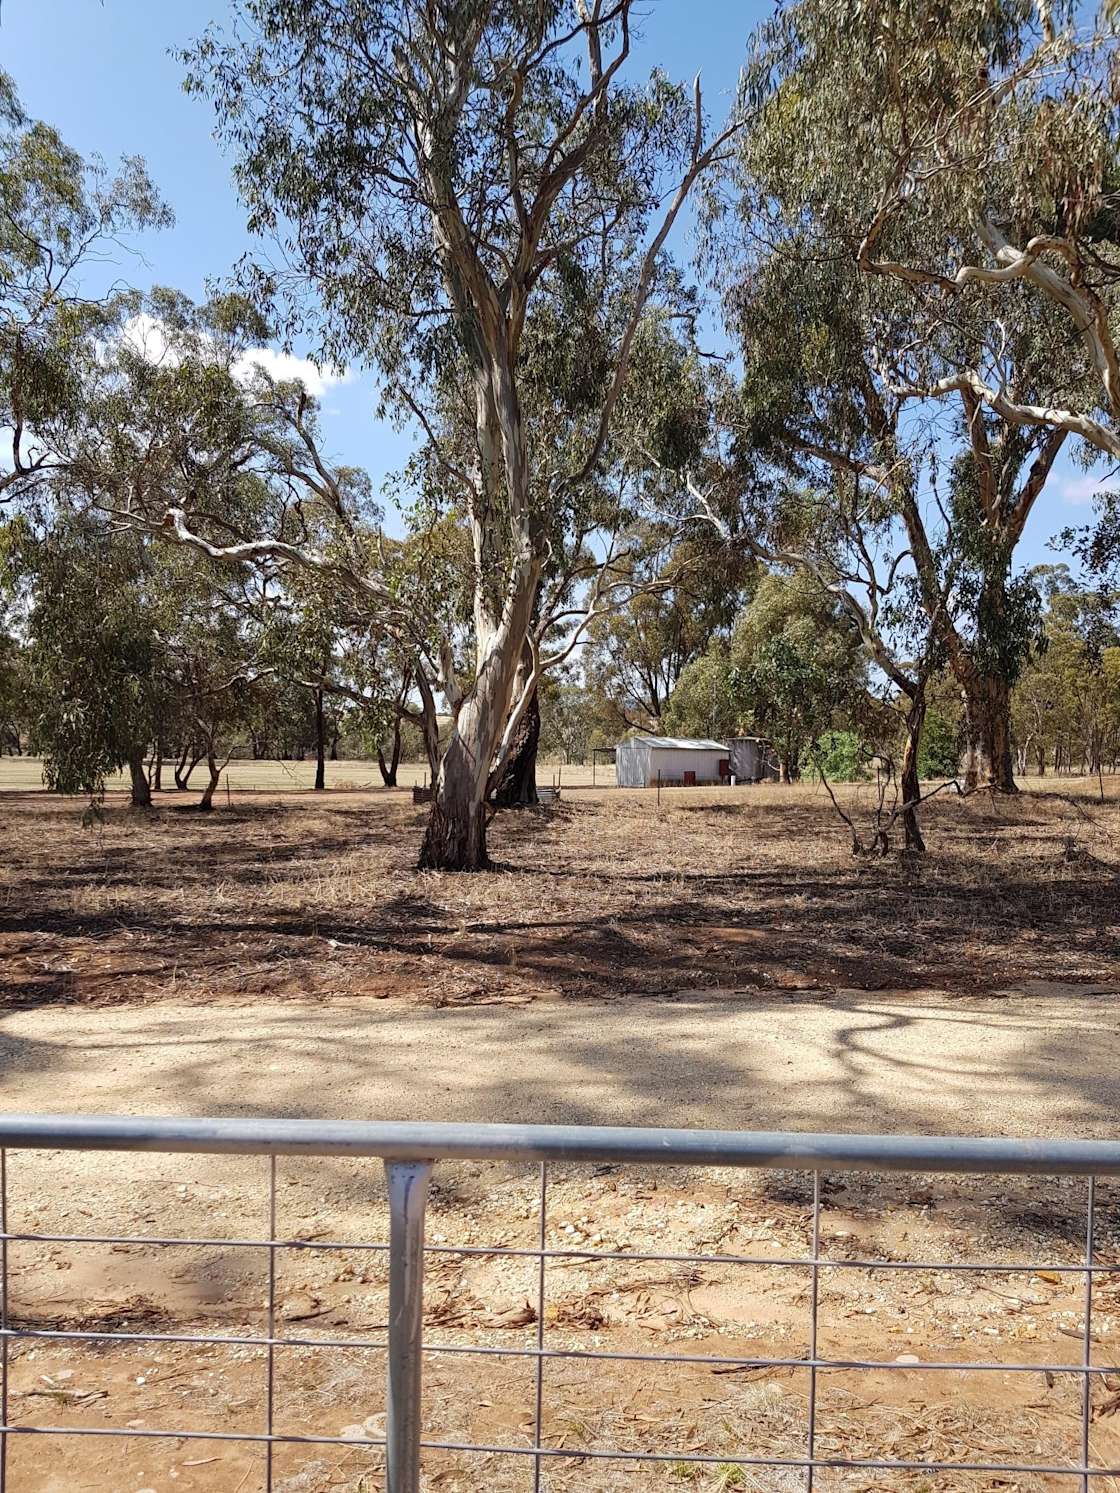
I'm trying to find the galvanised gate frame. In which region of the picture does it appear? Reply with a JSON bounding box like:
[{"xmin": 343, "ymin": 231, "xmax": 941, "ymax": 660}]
[{"xmin": 1, "ymin": 1115, "xmax": 1119, "ymax": 1489}]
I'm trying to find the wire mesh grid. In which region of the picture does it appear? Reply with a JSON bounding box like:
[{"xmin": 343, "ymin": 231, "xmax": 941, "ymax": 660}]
[{"xmin": 0, "ymin": 1127, "xmax": 1118, "ymax": 1490}]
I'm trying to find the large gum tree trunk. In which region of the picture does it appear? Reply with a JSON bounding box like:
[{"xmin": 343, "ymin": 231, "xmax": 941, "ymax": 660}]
[
  {"xmin": 419, "ymin": 575, "xmax": 537, "ymax": 871},
  {"xmin": 960, "ymin": 671, "xmax": 1016, "ymax": 792},
  {"xmin": 899, "ymin": 692, "xmax": 926, "ymax": 853},
  {"xmin": 419, "ymin": 695, "xmax": 495, "ymax": 871},
  {"xmin": 128, "ymin": 744, "xmax": 152, "ymax": 809},
  {"xmin": 417, "ymin": 294, "xmax": 540, "ymax": 868}
]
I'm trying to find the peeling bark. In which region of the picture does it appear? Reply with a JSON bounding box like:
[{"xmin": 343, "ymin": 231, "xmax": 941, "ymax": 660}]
[
  {"xmin": 419, "ymin": 705, "xmax": 492, "ymax": 871},
  {"xmin": 961, "ymin": 671, "xmax": 1016, "ymax": 792}
]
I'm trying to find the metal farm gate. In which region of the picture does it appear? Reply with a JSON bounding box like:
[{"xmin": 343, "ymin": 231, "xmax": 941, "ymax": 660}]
[{"xmin": 1, "ymin": 1115, "xmax": 1119, "ymax": 1490}]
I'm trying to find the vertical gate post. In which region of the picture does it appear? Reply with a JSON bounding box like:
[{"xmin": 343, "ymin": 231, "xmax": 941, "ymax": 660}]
[{"xmin": 385, "ymin": 1160, "xmax": 434, "ymax": 1493}]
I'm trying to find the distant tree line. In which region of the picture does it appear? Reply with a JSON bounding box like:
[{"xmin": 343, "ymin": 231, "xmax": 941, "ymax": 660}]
[{"xmin": 3, "ymin": 1, "xmax": 1120, "ymax": 861}]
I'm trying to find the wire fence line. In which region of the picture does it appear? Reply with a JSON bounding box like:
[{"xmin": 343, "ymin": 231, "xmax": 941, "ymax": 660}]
[{"xmin": 1, "ymin": 1116, "xmax": 1119, "ymax": 1490}]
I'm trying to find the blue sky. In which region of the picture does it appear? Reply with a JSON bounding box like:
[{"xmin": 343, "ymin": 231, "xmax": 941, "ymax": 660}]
[{"xmin": 2, "ymin": 0, "xmax": 1102, "ymax": 566}]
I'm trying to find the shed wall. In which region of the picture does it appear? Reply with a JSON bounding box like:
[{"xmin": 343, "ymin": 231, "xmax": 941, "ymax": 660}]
[
  {"xmin": 730, "ymin": 739, "xmax": 762, "ymax": 780},
  {"xmin": 645, "ymin": 747, "xmax": 725, "ymax": 784},
  {"xmin": 615, "ymin": 739, "xmax": 652, "ymax": 788},
  {"xmin": 730, "ymin": 738, "xmax": 779, "ymax": 782}
]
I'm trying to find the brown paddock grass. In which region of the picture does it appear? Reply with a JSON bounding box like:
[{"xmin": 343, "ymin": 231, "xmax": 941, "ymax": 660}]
[{"xmin": 1, "ymin": 761, "xmax": 1117, "ymax": 1009}]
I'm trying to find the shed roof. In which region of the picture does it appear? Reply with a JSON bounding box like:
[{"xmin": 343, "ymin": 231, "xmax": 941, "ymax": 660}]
[{"xmin": 620, "ymin": 736, "xmax": 727, "ymax": 752}]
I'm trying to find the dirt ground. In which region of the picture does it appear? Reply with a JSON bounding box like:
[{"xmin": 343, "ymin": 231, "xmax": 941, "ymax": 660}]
[
  {"xmin": 2, "ymin": 765, "xmax": 1118, "ymax": 1008},
  {"xmin": 2, "ymin": 770, "xmax": 1120, "ymax": 1490}
]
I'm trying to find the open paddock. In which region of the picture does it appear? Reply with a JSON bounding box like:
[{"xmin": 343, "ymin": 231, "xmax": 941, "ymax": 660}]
[{"xmin": 1, "ymin": 761, "xmax": 1117, "ymax": 1010}]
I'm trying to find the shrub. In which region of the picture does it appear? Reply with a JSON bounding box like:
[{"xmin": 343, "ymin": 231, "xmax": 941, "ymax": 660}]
[{"xmin": 805, "ymin": 730, "xmax": 871, "ymax": 781}]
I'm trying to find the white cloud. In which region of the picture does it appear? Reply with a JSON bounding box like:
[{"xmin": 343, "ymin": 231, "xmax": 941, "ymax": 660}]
[
  {"xmin": 120, "ymin": 312, "xmax": 178, "ymax": 365},
  {"xmin": 117, "ymin": 313, "xmax": 352, "ymax": 398},
  {"xmin": 233, "ymin": 346, "xmax": 353, "ymax": 398},
  {"xmin": 1057, "ymin": 473, "xmax": 1120, "ymax": 507}
]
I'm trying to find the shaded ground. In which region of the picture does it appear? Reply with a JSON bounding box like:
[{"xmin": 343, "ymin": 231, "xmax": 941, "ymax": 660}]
[
  {"xmin": 4, "ymin": 987, "xmax": 1120, "ymax": 1138},
  {"xmin": 1, "ymin": 775, "xmax": 1118, "ymax": 1011}
]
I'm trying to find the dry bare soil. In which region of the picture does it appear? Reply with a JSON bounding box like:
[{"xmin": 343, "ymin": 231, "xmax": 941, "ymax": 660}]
[{"xmin": 2, "ymin": 769, "xmax": 1120, "ymax": 1492}]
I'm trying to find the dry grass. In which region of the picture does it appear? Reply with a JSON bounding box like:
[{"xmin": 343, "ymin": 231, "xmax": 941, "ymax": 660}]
[
  {"xmin": 1, "ymin": 765, "xmax": 1118, "ymax": 1010},
  {"xmin": 0, "ymin": 754, "xmax": 594, "ymax": 794}
]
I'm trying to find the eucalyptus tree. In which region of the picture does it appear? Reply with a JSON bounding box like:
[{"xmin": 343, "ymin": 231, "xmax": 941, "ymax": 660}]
[
  {"xmin": 180, "ymin": 1, "xmax": 743, "ymax": 869},
  {"xmin": 538, "ymin": 675, "xmax": 600, "ymax": 764},
  {"xmin": 373, "ymin": 655, "xmax": 415, "ymax": 787},
  {"xmin": 696, "ymin": 0, "xmax": 1106, "ymax": 792},
  {"xmin": 0, "ymin": 69, "xmax": 170, "ymax": 508},
  {"xmin": 0, "ymin": 626, "xmax": 25, "ymax": 754},
  {"xmin": 665, "ymin": 570, "xmax": 868, "ymax": 783},
  {"xmin": 255, "ymin": 570, "xmax": 398, "ymax": 789},
  {"xmin": 828, "ymin": 0, "xmax": 1120, "ymax": 461},
  {"xmin": 672, "ymin": 349, "xmax": 947, "ymax": 838},
  {"xmin": 15, "ymin": 515, "xmax": 166, "ymax": 807},
  {"xmin": 164, "ymin": 605, "xmax": 264, "ymax": 810},
  {"xmin": 584, "ymin": 524, "xmax": 748, "ymax": 734},
  {"xmin": 1012, "ymin": 585, "xmax": 1120, "ymax": 775}
]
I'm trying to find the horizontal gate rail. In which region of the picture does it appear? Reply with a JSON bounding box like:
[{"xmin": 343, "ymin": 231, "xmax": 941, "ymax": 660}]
[
  {"xmin": 0, "ymin": 1115, "xmax": 1119, "ymax": 1491},
  {"xmin": 2, "ymin": 1113, "xmax": 1120, "ymax": 1172}
]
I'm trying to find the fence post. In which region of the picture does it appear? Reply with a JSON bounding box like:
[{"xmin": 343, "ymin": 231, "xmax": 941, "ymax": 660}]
[{"xmin": 385, "ymin": 1159, "xmax": 434, "ymax": 1493}]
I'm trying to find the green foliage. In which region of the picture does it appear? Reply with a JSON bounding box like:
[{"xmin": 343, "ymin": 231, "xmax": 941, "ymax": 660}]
[
  {"xmin": 586, "ymin": 527, "xmax": 749, "ymax": 732},
  {"xmin": 666, "ymin": 571, "xmax": 867, "ymax": 771},
  {"xmin": 662, "ymin": 642, "xmax": 739, "ymax": 741},
  {"xmin": 538, "ymin": 678, "xmax": 604, "ymax": 764},
  {"xmin": 0, "ymin": 626, "xmax": 26, "ymax": 751},
  {"xmin": 807, "ymin": 730, "xmax": 871, "ymax": 782},
  {"xmin": 947, "ymin": 453, "xmax": 1046, "ymax": 687},
  {"xmin": 0, "ymin": 68, "xmax": 170, "ymax": 507},
  {"xmin": 918, "ymin": 711, "xmax": 961, "ymax": 780},
  {"xmin": 1012, "ymin": 586, "xmax": 1120, "ymax": 771},
  {"xmin": 704, "ymin": 0, "xmax": 1120, "ymax": 794},
  {"xmin": 19, "ymin": 518, "xmax": 163, "ymax": 797},
  {"xmin": 181, "ymin": 1, "xmax": 700, "ymax": 485}
]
